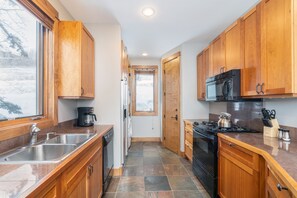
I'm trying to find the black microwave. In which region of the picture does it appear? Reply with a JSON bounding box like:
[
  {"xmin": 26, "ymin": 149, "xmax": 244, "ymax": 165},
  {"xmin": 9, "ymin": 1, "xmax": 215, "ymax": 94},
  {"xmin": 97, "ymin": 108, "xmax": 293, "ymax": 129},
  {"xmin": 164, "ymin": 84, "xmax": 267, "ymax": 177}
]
[{"xmin": 206, "ymin": 69, "xmax": 241, "ymax": 101}]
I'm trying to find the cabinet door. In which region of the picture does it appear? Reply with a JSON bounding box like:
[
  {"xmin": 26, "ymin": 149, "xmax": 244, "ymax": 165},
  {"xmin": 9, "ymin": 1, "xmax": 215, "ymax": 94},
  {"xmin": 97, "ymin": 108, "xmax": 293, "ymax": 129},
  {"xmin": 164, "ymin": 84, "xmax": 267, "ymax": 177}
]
[
  {"xmin": 81, "ymin": 27, "xmax": 95, "ymax": 98},
  {"xmin": 241, "ymin": 5, "xmax": 262, "ymax": 96},
  {"xmin": 65, "ymin": 168, "xmax": 87, "ymax": 198},
  {"xmin": 225, "ymin": 20, "xmax": 242, "ymax": 71},
  {"xmin": 211, "ymin": 34, "xmax": 225, "ymax": 75},
  {"xmin": 197, "ymin": 52, "xmax": 205, "ymax": 100},
  {"xmin": 266, "ymin": 165, "xmax": 293, "ymax": 198},
  {"xmin": 261, "ymin": 0, "xmax": 293, "ymax": 95},
  {"xmin": 87, "ymin": 149, "xmax": 103, "ymax": 198},
  {"xmin": 219, "ymin": 150, "xmax": 260, "ymax": 198},
  {"xmin": 29, "ymin": 178, "xmax": 60, "ymax": 198}
]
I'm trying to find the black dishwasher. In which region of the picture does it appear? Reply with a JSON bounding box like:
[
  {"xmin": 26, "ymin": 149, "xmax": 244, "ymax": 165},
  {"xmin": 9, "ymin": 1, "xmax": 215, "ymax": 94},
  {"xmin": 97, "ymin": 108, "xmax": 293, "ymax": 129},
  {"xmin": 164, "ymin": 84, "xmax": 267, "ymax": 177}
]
[{"xmin": 103, "ymin": 128, "xmax": 114, "ymax": 193}]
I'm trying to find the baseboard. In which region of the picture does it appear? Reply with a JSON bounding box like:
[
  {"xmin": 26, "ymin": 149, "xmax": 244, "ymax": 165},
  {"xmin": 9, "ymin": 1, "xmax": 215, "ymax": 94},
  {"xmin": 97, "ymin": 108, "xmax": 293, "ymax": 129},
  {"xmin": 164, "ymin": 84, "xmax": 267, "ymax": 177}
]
[
  {"xmin": 113, "ymin": 166, "xmax": 123, "ymax": 176},
  {"xmin": 179, "ymin": 151, "xmax": 185, "ymax": 158},
  {"xmin": 131, "ymin": 137, "xmax": 161, "ymax": 142}
]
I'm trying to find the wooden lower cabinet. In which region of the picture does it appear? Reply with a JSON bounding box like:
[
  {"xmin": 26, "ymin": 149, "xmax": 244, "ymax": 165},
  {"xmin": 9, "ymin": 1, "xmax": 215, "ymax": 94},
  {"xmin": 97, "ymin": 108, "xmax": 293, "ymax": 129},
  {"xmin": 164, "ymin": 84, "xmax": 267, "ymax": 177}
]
[
  {"xmin": 29, "ymin": 138, "xmax": 103, "ymax": 198},
  {"xmin": 218, "ymin": 137, "xmax": 264, "ymax": 198},
  {"xmin": 29, "ymin": 178, "xmax": 60, "ymax": 198},
  {"xmin": 266, "ymin": 164, "xmax": 293, "ymax": 198},
  {"xmin": 184, "ymin": 120, "xmax": 193, "ymax": 162}
]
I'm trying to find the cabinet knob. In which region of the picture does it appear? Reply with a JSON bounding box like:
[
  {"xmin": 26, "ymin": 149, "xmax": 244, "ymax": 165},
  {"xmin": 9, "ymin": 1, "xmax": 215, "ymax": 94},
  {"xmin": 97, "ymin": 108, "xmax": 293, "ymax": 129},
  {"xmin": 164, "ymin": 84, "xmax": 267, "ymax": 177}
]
[
  {"xmin": 228, "ymin": 143, "xmax": 233, "ymax": 147},
  {"xmin": 277, "ymin": 184, "xmax": 288, "ymax": 191},
  {"xmin": 260, "ymin": 83, "xmax": 265, "ymax": 95},
  {"xmin": 81, "ymin": 87, "xmax": 85, "ymax": 95}
]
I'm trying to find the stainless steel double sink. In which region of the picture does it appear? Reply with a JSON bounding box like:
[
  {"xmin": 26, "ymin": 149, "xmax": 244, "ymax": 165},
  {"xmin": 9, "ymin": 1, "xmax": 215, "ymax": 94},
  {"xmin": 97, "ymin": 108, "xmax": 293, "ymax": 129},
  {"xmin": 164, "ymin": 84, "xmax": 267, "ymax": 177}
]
[{"xmin": 0, "ymin": 133, "xmax": 95, "ymax": 163}]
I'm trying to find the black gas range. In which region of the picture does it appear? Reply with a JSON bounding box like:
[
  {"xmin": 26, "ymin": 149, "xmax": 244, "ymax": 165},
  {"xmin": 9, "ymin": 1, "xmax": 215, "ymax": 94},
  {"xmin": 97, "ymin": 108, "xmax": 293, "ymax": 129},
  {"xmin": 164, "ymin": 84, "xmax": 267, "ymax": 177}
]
[{"xmin": 192, "ymin": 121, "xmax": 255, "ymax": 198}]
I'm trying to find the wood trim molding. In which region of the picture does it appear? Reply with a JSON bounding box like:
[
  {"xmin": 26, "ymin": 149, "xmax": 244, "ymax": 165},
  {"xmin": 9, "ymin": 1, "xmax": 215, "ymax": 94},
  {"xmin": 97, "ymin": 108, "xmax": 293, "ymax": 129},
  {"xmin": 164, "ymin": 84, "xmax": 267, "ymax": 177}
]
[
  {"xmin": 131, "ymin": 65, "xmax": 158, "ymax": 116},
  {"xmin": 131, "ymin": 137, "xmax": 161, "ymax": 142},
  {"xmin": 162, "ymin": 52, "xmax": 181, "ymax": 64},
  {"xmin": 113, "ymin": 167, "xmax": 123, "ymax": 176}
]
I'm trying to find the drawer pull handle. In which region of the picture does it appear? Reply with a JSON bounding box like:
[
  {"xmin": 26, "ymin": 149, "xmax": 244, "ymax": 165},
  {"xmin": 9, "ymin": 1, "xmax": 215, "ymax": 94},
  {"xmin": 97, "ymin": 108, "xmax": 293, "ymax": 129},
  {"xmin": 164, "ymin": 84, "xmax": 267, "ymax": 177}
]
[
  {"xmin": 277, "ymin": 184, "xmax": 288, "ymax": 191},
  {"xmin": 229, "ymin": 143, "xmax": 233, "ymax": 147}
]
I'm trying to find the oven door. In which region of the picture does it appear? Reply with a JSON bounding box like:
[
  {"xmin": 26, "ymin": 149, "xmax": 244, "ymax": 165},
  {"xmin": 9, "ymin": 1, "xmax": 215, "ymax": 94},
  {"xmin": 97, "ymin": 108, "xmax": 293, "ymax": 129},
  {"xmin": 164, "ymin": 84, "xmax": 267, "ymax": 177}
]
[{"xmin": 193, "ymin": 130, "xmax": 217, "ymax": 177}]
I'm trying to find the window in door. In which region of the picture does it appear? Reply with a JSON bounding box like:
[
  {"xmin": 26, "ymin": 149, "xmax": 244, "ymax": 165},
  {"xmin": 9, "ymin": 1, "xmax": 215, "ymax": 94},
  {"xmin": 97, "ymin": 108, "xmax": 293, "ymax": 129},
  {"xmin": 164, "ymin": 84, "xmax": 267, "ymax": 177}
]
[{"xmin": 132, "ymin": 66, "xmax": 158, "ymax": 116}]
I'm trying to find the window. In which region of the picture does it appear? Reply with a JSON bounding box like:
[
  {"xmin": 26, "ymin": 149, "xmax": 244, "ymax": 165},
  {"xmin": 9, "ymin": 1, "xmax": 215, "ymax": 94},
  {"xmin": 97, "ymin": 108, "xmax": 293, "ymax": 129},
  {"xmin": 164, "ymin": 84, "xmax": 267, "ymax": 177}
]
[
  {"xmin": 0, "ymin": 0, "xmax": 46, "ymax": 121},
  {"xmin": 0, "ymin": 0, "xmax": 58, "ymax": 140},
  {"xmin": 132, "ymin": 66, "xmax": 158, "ymax": 116}
]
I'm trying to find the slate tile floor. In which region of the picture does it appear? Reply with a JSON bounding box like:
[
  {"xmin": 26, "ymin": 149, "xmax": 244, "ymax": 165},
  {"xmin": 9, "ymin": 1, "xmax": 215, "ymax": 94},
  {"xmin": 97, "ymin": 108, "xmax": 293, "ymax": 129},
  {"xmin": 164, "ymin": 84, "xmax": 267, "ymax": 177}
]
[{"xmin": 104, "ymin": 142, "xmax": 210, "ymax": 198}]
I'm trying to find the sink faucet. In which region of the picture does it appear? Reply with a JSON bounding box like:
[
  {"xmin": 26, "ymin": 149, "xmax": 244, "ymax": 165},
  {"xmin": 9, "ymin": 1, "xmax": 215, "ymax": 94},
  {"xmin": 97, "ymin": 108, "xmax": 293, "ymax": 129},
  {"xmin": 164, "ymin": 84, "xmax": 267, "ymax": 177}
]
[{"xmin": 30, "ymin": 123, "xmax": 41, "ymax": 145}]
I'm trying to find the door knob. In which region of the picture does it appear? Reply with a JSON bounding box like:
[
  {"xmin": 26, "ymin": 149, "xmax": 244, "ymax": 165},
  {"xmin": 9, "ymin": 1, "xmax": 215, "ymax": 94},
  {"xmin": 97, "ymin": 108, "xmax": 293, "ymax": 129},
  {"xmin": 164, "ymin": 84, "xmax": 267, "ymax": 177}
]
[{"xmin": 171, "ymin": 115, "xmax": 178, "ymax": 121}]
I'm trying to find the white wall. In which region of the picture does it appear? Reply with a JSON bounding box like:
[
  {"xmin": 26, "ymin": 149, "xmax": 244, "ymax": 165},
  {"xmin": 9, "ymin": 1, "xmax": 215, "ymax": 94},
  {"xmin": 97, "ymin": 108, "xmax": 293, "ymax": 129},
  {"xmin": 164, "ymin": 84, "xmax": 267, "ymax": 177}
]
[
  {"xmin": 264, "ymin": 98, "xmax": 297, "ymax": 128},
  {"xmin": 161, "ymin": 40, "xmax": 210, "ymax": 152},
  {"xmin": 77, "ymin": 24, "xmax": 122, "ymax": 168},
  {"xmin": 129, "ymin": 58, "xmax": 161, "ymax": 138},
  {"xmin": 48, "ymin": 0, "xmax": 78, "ymax": 123}
]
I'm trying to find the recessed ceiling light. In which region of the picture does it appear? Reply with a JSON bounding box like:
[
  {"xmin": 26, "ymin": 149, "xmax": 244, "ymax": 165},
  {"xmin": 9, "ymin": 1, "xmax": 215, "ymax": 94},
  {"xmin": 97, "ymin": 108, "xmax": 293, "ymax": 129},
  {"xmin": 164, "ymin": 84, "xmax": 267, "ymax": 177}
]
[
  {"xmin": 142, "ymin": 7, "xmax": 155, "ymax": 17},
  {"xmin": 142, "ymin": 52, "xmax": 148, "ymax": 57}
]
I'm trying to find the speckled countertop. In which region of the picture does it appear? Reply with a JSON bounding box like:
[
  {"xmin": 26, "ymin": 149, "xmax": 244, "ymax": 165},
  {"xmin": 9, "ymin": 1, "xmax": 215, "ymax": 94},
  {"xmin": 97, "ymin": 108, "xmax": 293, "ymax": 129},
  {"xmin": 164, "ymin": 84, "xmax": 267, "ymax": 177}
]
[
  {"xmin": 0, "ymin": 124, "xmax": 113, "ymax": 198},
  {"xmin": 183, "ymin": 119, "xmax": 208, "ymax": 124},
  {"xmin": 218, "ymin": 133, "xmax": 297, "ymax": 194}
]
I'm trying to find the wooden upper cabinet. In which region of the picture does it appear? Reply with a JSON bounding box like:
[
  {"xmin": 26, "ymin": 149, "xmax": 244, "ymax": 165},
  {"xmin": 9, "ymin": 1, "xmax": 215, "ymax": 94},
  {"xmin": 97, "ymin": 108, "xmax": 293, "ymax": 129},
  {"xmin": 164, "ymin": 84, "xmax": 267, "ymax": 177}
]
[
  {"xmin": 241, "ymin": 5, "xmax": 262, "ymax": 96},
  {"xmin": 58, "ymin": 21, "xmax": 95, "ymax": 99},
  {"xmin": 197, "ymin": 47, "xmax": 210, "ymax": 100},
  {"xmin": 121, "ymin": 41, "xmax": 129, "ymax": 79},
  {"xmin": 225, "ymin": 19, "xmax": 242, "ymax": 71},
  {"xmin": 211, "ymin": 33, "xmax": 225, "ymax": 76},
  {"xmin": 261, "ymin": 0, "xmax": 295, "ymax": 95},
  {"xmin": 197, "ymin": 52, "xmax": 205, "ymax": 100}
]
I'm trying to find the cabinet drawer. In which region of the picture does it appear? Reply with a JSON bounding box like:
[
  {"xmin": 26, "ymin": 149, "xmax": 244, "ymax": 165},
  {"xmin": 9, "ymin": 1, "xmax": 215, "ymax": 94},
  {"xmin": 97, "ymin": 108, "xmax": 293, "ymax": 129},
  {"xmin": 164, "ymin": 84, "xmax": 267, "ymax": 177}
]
[
  {"xmin": 219, "ymin": 138, "xmax": 259, "ymax": 170},
  {"xmin": 266, "ymin": 164, "xmax": 293, "ymax": 198},
  {"xmin": 185, "ymin": 140, "xmax": 193, "ymax": 162},
  {"xmin": 185, "ymin": 128, "xmax": 193, "ymax": 144},
  {"xmin": 184, "ymin": 121, "xmax": 193, "ymax": 131}
]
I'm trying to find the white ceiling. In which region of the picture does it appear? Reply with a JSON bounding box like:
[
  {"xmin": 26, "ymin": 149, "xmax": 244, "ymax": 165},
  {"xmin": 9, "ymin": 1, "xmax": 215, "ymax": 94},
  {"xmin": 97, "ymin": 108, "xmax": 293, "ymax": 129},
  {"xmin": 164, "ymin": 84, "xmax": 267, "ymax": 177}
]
[{"xmin": 59, "ymin": 0, "xmax": 259, "ymax": 58}]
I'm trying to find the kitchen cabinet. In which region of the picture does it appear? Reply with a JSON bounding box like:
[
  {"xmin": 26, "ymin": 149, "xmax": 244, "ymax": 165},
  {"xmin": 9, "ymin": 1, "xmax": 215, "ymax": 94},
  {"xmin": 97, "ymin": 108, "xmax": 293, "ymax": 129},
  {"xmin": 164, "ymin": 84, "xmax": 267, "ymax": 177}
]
[
  {"xmin": 218, "ymin": 137, "xmax": 264, "ymax": 198},
  {"xmin": 62, "ymin": 141, "xmax": 102, "ymax": 197},
  {"xmin": 28, "ymin": 178, "xmax": 60, "ymax": 198},
  {"xmin": 225, "ymin": 19, "xmax": 242, "ymax": 71},
  {"xmin": 259, "ymin": 0, "xmax": 297, "ymax": 96},
  {"xmin": 241, "ymin": 5, "xmax": 262, "ymax": 96},
  {"xmin": 184, "ymin": 120, "xmax": 193, "ymax": 162},
  {"xmin": 121, "ymin": 41, "xmax": 129, "ymax": 79},
  {"xmin": 197, "ymin": 52, "xmax": 205, "ymax": 100},
  {"xmin": 87, "ymin": 149, "xmax": 103, "ymax": 198},
  {"xmin": 197, "ymin": 47, "xmax": 210, "ymax": 100},
  {"xmin": 266, "ymin": 164, "xmax": 293, "ymax": 198},
  {"xmin": 210, "ymin": 33, "xmax": 225, "ymax": 76},
  {"xmin": 58, "ymin": 21, "xmax": 95, "ymax": 99}
]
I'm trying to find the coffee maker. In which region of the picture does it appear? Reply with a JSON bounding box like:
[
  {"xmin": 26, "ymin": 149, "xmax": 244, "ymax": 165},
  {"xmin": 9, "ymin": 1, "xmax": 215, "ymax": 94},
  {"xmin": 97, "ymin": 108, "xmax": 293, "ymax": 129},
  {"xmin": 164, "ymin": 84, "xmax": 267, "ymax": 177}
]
[{"xmin": 77, "ymin": 107, "xmax": 97, "ymax": 127}]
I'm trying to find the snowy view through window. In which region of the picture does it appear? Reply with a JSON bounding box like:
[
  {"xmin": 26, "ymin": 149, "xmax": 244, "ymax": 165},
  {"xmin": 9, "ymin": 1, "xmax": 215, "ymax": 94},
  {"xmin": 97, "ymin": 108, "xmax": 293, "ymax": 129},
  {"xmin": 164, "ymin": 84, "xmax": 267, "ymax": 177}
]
[
  {"xmin": 135, "ymin": 72, "xmax": 154, "ymax": 112},
  {"xmin": 0, "ymin": 0, "xmax": 42, "ymax": 121}
]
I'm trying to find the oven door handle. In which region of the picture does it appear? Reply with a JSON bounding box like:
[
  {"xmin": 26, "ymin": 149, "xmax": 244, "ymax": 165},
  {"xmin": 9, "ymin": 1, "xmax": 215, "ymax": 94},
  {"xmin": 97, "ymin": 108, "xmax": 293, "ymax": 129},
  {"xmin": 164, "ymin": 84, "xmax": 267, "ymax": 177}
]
[{"xmin": 193, "ymin": 130, "xmax": 215, "ymax": 141}]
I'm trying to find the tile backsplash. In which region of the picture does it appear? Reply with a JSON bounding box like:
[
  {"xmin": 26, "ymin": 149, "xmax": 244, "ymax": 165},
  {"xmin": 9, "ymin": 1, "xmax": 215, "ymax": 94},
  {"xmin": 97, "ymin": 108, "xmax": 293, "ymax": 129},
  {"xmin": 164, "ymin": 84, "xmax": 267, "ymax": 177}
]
[{"xmin": 227, "ymin": 101, "xmax": 263, "ymax": 132}]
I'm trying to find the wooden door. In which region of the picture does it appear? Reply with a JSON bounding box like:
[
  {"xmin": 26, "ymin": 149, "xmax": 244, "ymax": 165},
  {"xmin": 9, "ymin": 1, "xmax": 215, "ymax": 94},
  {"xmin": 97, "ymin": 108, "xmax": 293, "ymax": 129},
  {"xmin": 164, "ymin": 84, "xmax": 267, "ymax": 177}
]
[
  {"xmin": 225, "ymin": 20, "xmax": 242, "ymax": 71},
  {"xmin": 219, "ymin": 151, "xmax": 259, "ymax": 198},
  {"xmin": 87, "ymin": 149, "xmax": 103, "ymax": 198},
  {"xmin": 197, "ymin": 52, "xmax": 205, "ymax": 100},
  {"xmin": 241, "ymin": 5, "xmax": 262, "ymax": 96},
  {"xmin": 65, "ymin": 168, "xmax": 87, "ymax": 198},
  {"xmin": 81, "ymin": 27, "xmax": 95, "ymax": 97},
  {"xmin": 162, "ymin": 52, "xmax": 180, "ymax": 154},
  {"xmin": 211, "ymin": 34, "xmax": 225, "ymax": 75},
  {"xmin": 261, "ymin": 0, "xmax": 292, "ymax": 95}
]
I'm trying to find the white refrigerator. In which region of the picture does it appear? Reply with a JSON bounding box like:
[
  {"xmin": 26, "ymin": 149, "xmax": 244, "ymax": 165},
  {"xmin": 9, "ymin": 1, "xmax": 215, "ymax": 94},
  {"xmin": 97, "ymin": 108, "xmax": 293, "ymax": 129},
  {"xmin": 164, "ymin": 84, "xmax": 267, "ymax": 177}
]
[{"xmin": 120, "ymin": 77, "xmax": 132, "ymax": 165}]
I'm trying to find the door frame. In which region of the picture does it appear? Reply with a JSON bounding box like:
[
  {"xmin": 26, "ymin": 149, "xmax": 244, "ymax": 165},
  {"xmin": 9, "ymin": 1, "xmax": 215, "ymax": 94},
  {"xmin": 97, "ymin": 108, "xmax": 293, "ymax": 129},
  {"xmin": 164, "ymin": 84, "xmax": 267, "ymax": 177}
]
[{"xmin": 161, "ymin": 51, "xmax": 181, "ymax": 155}]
